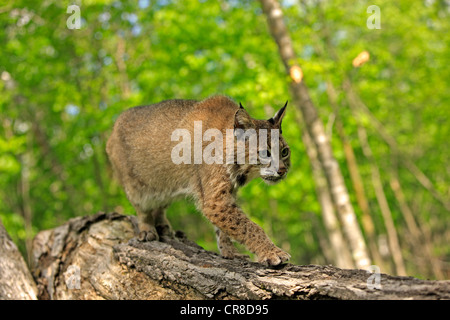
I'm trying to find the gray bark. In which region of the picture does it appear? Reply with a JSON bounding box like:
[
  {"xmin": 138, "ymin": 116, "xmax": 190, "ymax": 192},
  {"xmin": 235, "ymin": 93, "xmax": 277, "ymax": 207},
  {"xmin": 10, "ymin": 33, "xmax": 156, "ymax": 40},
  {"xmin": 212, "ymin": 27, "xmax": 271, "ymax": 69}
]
[
  {"xmin": 0, "ymin": 218, "xmax": 38, "ymax": 300},
  {"xmin": 30, "ymin": 212, "xmax": 449, "ymax": 300}
]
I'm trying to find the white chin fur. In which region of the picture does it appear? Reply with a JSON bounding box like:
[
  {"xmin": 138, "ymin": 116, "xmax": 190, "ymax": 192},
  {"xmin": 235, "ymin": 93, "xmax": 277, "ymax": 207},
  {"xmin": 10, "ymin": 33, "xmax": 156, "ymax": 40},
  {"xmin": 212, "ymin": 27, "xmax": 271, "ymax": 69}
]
[{"xmin": 262, "ymin": 177, "xmax": 282, "ymax": 185}]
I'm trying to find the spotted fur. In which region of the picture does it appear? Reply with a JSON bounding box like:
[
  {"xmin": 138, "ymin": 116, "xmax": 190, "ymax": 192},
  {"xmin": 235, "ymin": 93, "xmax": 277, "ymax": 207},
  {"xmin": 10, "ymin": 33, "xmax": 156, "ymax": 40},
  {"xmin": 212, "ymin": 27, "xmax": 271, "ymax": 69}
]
[{"xmin": 106, "ymin": 95, "xmax": 291, "ymax": 266}]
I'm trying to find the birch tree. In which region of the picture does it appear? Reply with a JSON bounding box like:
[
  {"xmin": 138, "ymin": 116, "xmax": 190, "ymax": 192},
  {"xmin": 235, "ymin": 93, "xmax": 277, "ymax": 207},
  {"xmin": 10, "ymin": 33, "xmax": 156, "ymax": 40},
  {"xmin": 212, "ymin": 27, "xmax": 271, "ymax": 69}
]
[{"xmin": 259, "ymin": 0, "xmax": 371, "ymax": 269}]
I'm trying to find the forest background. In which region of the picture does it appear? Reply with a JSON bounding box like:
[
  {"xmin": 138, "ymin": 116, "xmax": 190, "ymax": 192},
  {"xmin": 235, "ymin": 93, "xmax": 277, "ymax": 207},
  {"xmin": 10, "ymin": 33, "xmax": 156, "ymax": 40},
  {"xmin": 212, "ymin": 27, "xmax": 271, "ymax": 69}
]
[{"xmin": 0, "ymin": 0, "xmax": 448, "ymax": 280}]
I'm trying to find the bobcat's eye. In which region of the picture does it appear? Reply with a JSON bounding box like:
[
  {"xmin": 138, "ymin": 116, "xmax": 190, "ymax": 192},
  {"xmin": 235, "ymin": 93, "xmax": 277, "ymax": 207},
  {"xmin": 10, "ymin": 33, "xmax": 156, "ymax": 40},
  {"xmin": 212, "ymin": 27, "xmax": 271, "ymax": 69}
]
[
  {"xmin": 261, "ymin": 150, "xmax": 271, "ymax": 158},
  {"xmin": 281, "ymin": 147, "xmax": 290, "ymax": 158}
]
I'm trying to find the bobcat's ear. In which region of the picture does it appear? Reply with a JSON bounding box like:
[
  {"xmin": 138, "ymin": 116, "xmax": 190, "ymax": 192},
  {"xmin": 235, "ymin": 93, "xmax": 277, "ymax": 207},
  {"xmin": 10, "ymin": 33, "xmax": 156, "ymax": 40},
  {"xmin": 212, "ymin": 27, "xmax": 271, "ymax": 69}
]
[
  {"xmin": 234, "ymin": 107, "xmax": 253, "ymax": 130},
  {"xmin": 269, "ymin": 101, "xmax": 288, "ymax": 127}
]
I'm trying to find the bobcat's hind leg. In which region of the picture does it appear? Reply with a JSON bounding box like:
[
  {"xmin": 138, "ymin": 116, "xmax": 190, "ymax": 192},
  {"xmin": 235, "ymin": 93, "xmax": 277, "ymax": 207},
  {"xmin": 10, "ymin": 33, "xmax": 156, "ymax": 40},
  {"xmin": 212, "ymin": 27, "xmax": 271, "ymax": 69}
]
[
  {"xmin": 136, "ymin": 208, "xmax": 159, "ymax": 242},
  {"xmin": 215, "ymin": 227, "xmax": 249, "ymax": 261},
  {"xmin": 153, "ymin": 207, "xmax": 175, "ymax": 238}
]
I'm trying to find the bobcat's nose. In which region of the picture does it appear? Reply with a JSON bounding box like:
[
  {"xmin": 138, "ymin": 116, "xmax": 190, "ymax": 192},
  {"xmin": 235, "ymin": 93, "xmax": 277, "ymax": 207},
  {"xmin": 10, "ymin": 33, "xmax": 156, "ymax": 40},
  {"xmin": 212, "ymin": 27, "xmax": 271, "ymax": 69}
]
[{"xmin": 277, "ymin": 167, "xmax": 287, "ymax": 177}]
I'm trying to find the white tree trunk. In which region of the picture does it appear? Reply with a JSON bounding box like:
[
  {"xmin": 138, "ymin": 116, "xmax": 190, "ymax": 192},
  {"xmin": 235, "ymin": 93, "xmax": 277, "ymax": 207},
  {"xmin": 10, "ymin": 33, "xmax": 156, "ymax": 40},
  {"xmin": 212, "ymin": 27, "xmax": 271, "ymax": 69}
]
[{"xmin": 259, "ymin": 0, "xmax": 371, "ymax": 269}]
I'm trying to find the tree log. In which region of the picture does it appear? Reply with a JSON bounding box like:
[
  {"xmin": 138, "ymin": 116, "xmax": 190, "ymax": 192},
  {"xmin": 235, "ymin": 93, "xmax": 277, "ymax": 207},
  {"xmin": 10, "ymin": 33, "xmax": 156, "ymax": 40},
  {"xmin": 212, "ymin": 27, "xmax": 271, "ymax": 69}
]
[
  {"xmin": 0, "ymin": 219, "xmax": 38, "ymax": 300},
  {"xmin": 31, "ymin": 212, "xmax": 449, "ymax": 300}
]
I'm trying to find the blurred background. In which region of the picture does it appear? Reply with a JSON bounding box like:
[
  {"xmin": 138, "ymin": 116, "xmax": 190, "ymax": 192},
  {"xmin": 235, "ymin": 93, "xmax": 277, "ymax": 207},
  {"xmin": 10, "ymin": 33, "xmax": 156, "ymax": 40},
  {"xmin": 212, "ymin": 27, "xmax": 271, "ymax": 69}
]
[{"xmin": 0, "ymin": 0, "xmax": 448, "ymax": 279}]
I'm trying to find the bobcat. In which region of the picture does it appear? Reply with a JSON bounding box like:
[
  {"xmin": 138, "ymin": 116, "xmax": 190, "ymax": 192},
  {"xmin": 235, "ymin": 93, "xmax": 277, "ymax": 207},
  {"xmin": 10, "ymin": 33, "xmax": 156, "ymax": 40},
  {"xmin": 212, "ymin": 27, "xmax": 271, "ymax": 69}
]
[{"xmin": 106, "ymin": 95, "xmax": 291, "ymax": 266}]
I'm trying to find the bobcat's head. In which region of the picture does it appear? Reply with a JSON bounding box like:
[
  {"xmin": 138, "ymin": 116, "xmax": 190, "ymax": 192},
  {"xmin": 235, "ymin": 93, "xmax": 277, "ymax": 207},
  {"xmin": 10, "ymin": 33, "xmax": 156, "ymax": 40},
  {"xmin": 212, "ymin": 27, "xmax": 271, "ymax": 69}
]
[{"xmin": 233, "ymin": 102, "xmax": 290, "ymax": 186}]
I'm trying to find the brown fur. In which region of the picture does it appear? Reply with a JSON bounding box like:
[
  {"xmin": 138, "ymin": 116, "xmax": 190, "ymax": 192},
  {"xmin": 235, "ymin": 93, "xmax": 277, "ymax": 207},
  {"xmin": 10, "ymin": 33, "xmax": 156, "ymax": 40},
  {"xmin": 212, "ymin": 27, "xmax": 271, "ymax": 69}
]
[{"xmin": 106, "ymin": 95, "xmax": 291, "ymax": 266}]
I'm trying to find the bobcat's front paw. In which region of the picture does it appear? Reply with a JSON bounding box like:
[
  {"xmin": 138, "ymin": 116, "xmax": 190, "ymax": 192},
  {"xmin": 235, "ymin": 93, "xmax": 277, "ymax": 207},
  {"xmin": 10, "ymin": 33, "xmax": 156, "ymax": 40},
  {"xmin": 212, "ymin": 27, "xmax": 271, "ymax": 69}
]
[{"xmin": 258, "ymin": 246, "xmax": 291, "ymax": 266}]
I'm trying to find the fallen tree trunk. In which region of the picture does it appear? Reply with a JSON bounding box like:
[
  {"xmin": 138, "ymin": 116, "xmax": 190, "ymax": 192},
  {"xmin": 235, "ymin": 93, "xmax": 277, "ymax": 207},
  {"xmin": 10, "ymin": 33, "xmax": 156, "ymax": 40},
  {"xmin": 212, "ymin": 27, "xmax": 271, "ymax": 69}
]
[
  {"xmin": 30, "ymin": 212, "xmax": 449, "ymax": 300},
  {"xmin": 0, "ymin": 219, "xmax": 37, "ymax": 300}
]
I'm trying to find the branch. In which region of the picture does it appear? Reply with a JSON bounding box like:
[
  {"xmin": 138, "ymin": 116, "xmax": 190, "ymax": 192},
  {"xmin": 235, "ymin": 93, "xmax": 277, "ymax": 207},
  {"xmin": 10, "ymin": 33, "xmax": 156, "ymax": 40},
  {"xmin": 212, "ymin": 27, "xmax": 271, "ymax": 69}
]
[{"xmin": 31, "ymin": 212, "xmax": 450, "ymax": 300}]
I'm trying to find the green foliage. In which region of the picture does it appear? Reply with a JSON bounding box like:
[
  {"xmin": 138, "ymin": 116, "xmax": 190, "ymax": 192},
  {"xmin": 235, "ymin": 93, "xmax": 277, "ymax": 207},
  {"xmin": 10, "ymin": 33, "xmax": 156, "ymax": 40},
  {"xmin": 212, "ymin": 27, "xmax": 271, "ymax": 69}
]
[{"xmin": 0, "ymin": 0, "xmax": 448, "ymax": 279}]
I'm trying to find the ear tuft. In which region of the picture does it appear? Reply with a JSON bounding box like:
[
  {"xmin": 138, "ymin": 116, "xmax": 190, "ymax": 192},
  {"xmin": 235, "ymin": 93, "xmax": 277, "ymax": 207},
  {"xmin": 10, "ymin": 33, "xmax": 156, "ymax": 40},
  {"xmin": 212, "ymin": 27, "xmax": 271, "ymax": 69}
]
[{"xmin": 272, "ymin": 101, "xmax": 288, "ymax": 126}]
